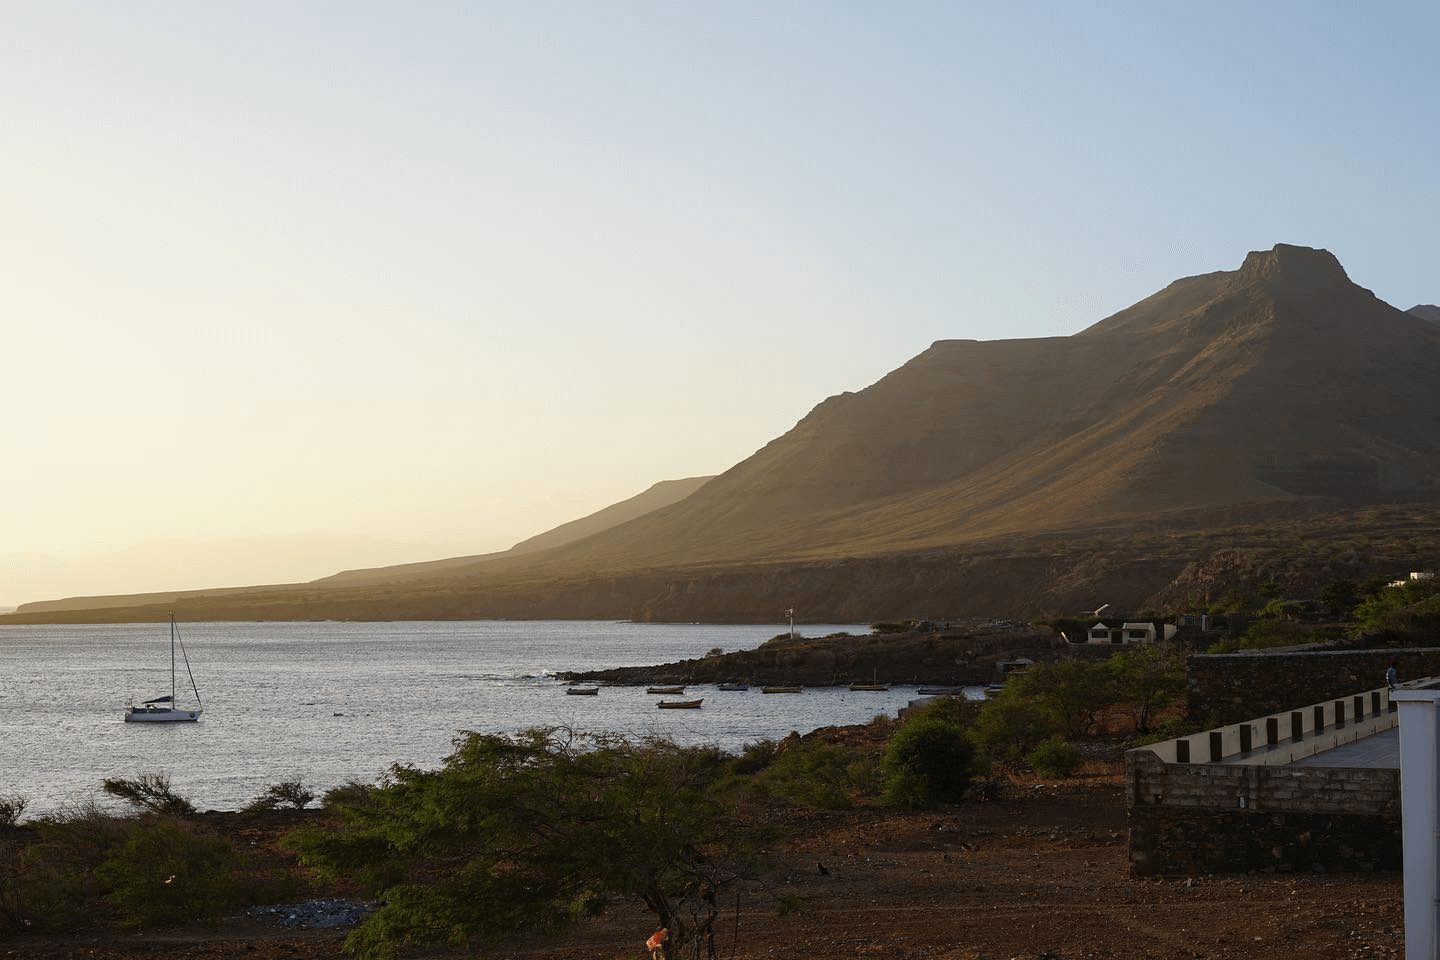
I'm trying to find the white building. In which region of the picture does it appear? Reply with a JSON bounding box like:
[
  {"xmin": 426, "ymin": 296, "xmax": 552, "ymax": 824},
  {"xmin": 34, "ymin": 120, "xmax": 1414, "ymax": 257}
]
[{"xmin": 1390, "ymin": 681, "xmax": 1440, "ymax": 958}]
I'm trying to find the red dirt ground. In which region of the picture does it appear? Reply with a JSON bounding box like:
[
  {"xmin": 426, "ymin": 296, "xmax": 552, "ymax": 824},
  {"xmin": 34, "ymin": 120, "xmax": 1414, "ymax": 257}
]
[{"xmin": 3, "ymin": 761, "xmax": 1404, "ymax": 960}]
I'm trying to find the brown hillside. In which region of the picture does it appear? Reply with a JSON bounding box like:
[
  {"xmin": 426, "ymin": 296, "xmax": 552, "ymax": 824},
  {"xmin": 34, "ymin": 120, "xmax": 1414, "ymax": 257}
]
[
  {"xmin": 10, "ymin": 244, "xmax": 1439, "ymax": 625},
  {"xmin": 502, "ymin": 243, "xmax": 1440, "ymax": 568}
]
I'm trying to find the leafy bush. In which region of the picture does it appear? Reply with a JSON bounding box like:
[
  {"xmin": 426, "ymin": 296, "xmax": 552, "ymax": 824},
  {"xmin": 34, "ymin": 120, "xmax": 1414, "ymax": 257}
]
[
  {"xmin": 284, "ymin": 728, "xmax": 768, "ymax": 960},
  {"xmin": 970, "ymin": 689, "xmax": 1064, "ymax": 761},
  {"xmin": 321, "ymin": 780, "xmax": 375, "ymax": 809},
  {"xmin": 7, "ymin": 804, "xmax": 129, "ymax": 932},
  {"xmin": 1353, "ymin": 577, "xmax": 1440, "ymax": 641},
  {"xmin": 6, "ymin": 802, "xmax": 255, "ymax": 933},
  {"xmin": 728, "ymin": 738, "xmax": 780, "ymax": 776},
  {"xmin": 101, "ymin": 773, "xmax": 195, "ymax": 816},
  {"xmin": 1135, "ymin": 715, "xmax": 1198, "ymax": 746},
  {"xmin": 1025, "ymin": 739, "xmax": 1083, "ymax": 777},
  {"xmin": 881, "ymin": 700, "xmax": 980, "ymax": 810},
  {"xmin": 748, "ymin": 738, "xmax": 873, "ymax": 810},
  {"xmin": 92, "ymin": 819, "xmax": 243, "ymax": 928},
  {"xmin": 0, "ymin": 794, "xmax": 28, "ymax": 828},
  {"xmin": 245, "ymin": 779, "xmax": 315, "ymax": 811}
]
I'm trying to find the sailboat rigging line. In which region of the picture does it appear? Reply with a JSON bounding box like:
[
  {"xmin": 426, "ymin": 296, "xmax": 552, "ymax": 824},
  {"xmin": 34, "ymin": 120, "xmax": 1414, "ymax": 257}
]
[{"xmin": 172, "ymin": 614, "xmax": 203, "ymax": 710}]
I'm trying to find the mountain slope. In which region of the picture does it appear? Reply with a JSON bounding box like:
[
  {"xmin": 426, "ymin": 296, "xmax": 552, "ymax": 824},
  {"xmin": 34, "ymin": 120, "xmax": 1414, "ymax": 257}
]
[
  {"xmin": 517, "ymin": 244, "xmax": 1440, "ymax": 569},
  {"xmin": 9, "ymin": 243, "xmax": 1438, "ymax": 624},
  {"xmin": 312, "ymin": 476, "xmax": 714, "ymax": 587}
]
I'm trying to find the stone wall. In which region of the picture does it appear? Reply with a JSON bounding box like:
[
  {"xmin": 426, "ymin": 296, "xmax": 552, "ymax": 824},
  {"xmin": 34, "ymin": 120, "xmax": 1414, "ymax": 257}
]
[
  {"xmin": 1126, "ymin": 749, "xmax": 1401, "ymax": 876},
  {"xmin": 1187, "ymin": 648, "xmax": 1440, "ymax": 726}
]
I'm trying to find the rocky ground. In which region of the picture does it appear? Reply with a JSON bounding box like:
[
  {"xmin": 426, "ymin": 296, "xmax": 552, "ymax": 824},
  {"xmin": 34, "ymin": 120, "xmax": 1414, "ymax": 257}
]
[
  {"xmin": 2, "ymin": 757, "xmax": 1404, "ymax": 960},
  {"xmin": 562, "ymin": 619, "xmax": 1070, "ymax": 689}
]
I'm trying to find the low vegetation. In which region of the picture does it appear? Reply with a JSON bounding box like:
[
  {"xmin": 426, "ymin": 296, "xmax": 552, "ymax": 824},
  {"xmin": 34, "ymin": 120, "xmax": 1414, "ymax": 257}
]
[
  {"xmin": 0, "ymin": 796, "xmax": 302, "ymax": 935},
  {"xmin": 1, "ymin": 647, "xmax": 1187, "ymax": 955}
]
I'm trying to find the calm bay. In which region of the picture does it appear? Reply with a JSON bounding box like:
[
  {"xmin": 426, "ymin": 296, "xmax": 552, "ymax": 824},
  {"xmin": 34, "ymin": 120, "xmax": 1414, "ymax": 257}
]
[{"xmin": 0, "ymin": 619, "xmax": 944, "ymax": 817}]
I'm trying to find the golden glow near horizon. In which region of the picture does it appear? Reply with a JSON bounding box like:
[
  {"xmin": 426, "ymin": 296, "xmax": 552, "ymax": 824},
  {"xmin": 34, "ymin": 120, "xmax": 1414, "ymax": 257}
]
[{"xmin": 1, "ymin": 3, "xmax": 1435, "ymax": 607}]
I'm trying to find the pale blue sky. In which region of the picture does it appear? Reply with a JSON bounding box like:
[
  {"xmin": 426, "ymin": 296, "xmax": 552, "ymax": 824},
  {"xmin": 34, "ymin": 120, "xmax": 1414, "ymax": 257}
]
[{"xmin": 2, "ymin": 2, "xmax": 1436, "ymax": 605}]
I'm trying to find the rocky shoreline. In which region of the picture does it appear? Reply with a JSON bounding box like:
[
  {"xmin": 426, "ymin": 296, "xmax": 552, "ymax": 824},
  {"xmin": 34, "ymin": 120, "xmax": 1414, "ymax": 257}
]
[{"xmin": 560, "ymin": 620, "xmax": 1065, "ymax": 688}]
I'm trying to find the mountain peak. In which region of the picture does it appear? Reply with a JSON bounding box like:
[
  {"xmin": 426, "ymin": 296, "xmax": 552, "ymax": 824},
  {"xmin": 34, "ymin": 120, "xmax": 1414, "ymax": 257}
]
[{"xmin": 1235, "ymin": 243, "xmax": 1350, "ymax": 288}]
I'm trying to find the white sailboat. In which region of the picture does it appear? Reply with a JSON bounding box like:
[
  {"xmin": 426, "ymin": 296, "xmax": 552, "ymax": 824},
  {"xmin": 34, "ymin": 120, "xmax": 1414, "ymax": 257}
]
[{"xmin": 124, "ymin": 614, "xmax": 204, "ymax": 723}]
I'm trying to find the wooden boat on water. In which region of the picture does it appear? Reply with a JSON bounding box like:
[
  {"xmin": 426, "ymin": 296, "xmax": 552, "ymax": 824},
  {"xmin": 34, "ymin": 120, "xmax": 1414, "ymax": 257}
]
[
  {"xmin": 847, "ymin": 682, "xmax": 890, "ymax": 691},
  {"xmin": 657, "ymin": 698, "xmax": 703, "ymax": 709},
  {"xmin": 761, "ymin": 685, "xmax": 803, "ymax": 694},
  {"xmin": 566, "ymin": 687, "xmax": 600, "ymax": 696},
  {"xmin": 646, "ymin": 685, "xmax": 686, "ymax": 695},
  {"xmin": 717, "ymin": 682, "xmax": 749, "ymax": 691}
]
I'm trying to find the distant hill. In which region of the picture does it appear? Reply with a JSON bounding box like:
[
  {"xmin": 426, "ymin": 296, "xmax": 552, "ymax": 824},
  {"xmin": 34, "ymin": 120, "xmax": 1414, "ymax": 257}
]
[
  {"xmin": 312, "ymin": 476, "xmax": 714, "ymax": 587},
  {"xmin": 1409, "ymin": 304, "xmax": 1440, "ymax": 325},
  {"xmin": 8, "ymin": 244, "xmax": 1438, "ymax": 625}
]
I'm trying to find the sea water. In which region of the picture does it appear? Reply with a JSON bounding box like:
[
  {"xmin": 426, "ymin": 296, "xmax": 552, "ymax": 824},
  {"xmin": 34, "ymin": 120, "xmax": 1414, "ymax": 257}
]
[{"xmin": 0, "ymin": 619, "xmax": 950, "ymax": 817}]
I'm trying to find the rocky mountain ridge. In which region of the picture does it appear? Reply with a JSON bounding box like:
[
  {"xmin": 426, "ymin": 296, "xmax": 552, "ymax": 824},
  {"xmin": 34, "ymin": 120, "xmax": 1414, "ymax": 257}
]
[{"xmin": 9, "ymin": 244, "xmax": 1438, "ymax": 625}]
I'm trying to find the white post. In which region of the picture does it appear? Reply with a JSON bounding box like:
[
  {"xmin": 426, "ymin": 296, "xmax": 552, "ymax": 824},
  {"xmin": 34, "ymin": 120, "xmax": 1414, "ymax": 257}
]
[{"xmin": 1393, "ymin": 684, "xmax": 1440, "ymax": 959}]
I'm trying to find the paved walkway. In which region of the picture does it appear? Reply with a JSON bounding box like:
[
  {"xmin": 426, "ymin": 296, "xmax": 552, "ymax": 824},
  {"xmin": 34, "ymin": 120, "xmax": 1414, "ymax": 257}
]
[{"xmin": 1295, "ymin": 726, "xmax": 1399, "ymax": 768}]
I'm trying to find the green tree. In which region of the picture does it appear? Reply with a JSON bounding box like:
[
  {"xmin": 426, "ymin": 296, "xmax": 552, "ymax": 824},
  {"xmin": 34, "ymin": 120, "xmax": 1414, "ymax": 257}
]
[
  {"xmin": 1107, "ymin": 646, "xmax": 1186, "ymax": 735},
  {"xmin": 1006, "ymin": 660, "xmax": 1119, "ymax": 738},
  {"xmin": 284, "ymin": 728, "xmax": 766, "ymax": 960},
  {"xmin": 970, "ymin": 687, "xmax": 1064, "ymax": 761}
]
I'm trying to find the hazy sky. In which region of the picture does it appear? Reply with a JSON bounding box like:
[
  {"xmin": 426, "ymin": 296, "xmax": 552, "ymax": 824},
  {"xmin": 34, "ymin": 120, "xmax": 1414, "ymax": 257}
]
[{"xmin": 3, "ymin": 1, "xmax": 1437, "ymax": 607}]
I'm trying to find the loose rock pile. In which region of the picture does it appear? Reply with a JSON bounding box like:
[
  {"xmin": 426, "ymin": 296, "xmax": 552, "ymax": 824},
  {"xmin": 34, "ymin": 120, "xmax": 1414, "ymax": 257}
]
[{"xmin": 249, "ymin": 897, "xmax": 375, "ymax": 929}]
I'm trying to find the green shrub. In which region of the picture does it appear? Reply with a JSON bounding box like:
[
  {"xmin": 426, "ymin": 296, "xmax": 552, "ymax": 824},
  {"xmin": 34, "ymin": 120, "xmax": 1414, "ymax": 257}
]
[
  {"xmin": 970, "ymin": 691, "xmax": 1063, "ymax": 761},
  {"xmin": 749, "ymin": 738, "xmax": 870, "ymax": 809},
  {"xmin": 728, "ymin": 738, "xmax": 780, "ymax": 776},
  {"xmin": 101, "ymin": 773, "xmax": 195, "ymax": 816},
  {"xmin": 1025, "ymin": 739, "xmax": 1083, "ymax": 778},
  {"xmin": 245, "ymin": 779, "xmax": 315, "ymax": 811},
  {"xmin": 881, "ymin": 701, "xmax": 980, "ymax": 810},
  {"xmin": 93, "ymin": 819, "xmax": 243, "ymax": 928},
  {"xmin": 321, "ymin": 780, "xmax": 375, "ymax": 810},
  {"xmin": 1135, "ymin": 715, "xmax": 1198, "ymax": 746}
]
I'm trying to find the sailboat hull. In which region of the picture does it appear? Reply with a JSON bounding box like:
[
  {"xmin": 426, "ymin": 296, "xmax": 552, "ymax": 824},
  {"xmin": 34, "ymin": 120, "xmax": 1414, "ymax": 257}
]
[
  {"xmin": 125, "ymin": 706, "xmax": 202, "ymax": 723},
  {"xmin": 124, "ymin": 613, "xmax": 204, "ymax": 723}
]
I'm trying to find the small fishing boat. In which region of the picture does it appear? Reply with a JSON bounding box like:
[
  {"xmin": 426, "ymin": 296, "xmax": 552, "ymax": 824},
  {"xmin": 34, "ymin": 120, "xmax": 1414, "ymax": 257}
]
[
  {"xmin": 761, "ymin": 685, "xmax": 803, "ymax": 694},
  {"xmin": 566, "ymin": 687, "xmax": 600, "ymax": 696},
  {"xmin": 847, "ymin": 682, "xmax": 890, "ymax": 691},
  {"xmin": 646, "ymin": 685, "xmax": 686, "ymax": 695},
  {"xmin": 657, "ymin": 698, "xmax": 703, "ymax": 709},
  {"xmin": 717, "ymin": 682, "xmax": 749, "ymax": 691},
  {"xmin": 124, "ymin": 614, "xmax": 204, "ymax": 723}
]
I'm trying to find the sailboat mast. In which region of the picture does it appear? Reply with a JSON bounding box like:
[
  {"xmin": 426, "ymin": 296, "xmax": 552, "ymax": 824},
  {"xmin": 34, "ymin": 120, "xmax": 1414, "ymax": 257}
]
[{"xmin": 170, "ymin": 614, "xmax": 177, "ymax": 703}]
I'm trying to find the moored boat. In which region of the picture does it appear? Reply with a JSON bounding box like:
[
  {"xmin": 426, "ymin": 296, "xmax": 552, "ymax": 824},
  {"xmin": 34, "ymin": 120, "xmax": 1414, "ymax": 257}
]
[
  {"xmin": 717, "ymin": 682, "xmax": 749, "ymax": 691},
  {"xmin": 566, "ymin": 687, "xmax": 600, "ymax": 696},
  {"xmin": 657, "ymin": 698, "xmax": 703, "ymax": 709},
  {"xmin": 847, "ymin": 682, "xmax": 890, "ymax": 691},
  {"xmin": 124, "ymin": 614, "xmax": 204, "ymax": 723},
  {"xmin": 646, "ymin": 685, "xmax": 686, "ymax": 695},
  {"xmin": 761, "ymin": 685, "xmax": 803, "ymax": 694}
]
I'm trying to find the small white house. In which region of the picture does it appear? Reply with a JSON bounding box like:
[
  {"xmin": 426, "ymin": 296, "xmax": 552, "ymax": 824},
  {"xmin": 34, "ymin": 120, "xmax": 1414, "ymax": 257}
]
[{"xmin": 1084, "ymin": 620, "xmax": 1172, "ymax": 644}]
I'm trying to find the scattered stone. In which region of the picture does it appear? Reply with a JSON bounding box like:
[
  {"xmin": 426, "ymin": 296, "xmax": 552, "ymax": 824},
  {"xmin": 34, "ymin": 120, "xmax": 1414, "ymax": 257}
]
[{"xmin": 249, "ymin": 897, "xmax": 376, "ymax": 929}]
